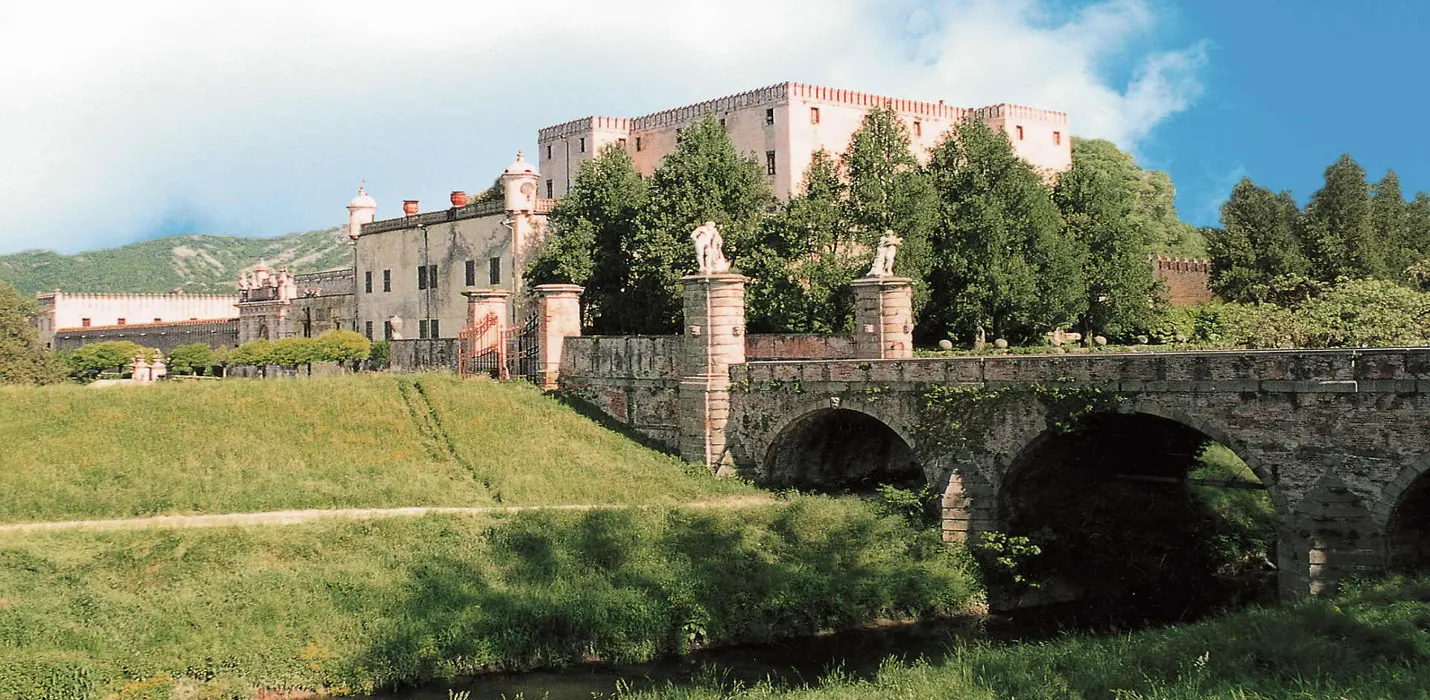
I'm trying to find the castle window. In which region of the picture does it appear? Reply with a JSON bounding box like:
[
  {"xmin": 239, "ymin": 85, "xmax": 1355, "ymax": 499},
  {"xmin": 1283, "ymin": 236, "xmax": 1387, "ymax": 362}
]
[
  {"xmin": 154, "ymin": 318, "xmax": 162, "ymax": 323},
  {"xmin": 579, "ymin": 137, "xmax": 586, "ymax": 153},
  {"xmin": 382, "ymin": 269, "xmax": 391, "ymax": 292},
  {"xmin": 465, "ymin": 260, "xmax": 476, "ymax": 287},
  {"xmin": 635, "ymin": 136, "xmax": 642, "ymax": 152},
  {"xmin": 545, "ymin": 144, "xmax": 552, "ymax": 159},
  {"xmin": 364, "ymin": 271, "xmax": 372, "ymax": 293},
  {"xmin": 1053, "ymin": 131, "xmax": 1061, "ymax": 145},
  {"xmin": 913, "ymin": 121, "xmax": 922, "ymax": 137},
  {"xmin": 383, "ymin": 320, "xmax": 393, "ymax": 341},
  {"xmin": 1016, "ymin": 125, "xmax": 1024, "ymax": 140},
  {"xmin": 364, "ymin": 320, "xmax": 373, "ymax": 340},
  {"xmin": 81, "ymin": 318, "xmax": 90, "ymax": 327},
  {"xmin": 618, "ymin": 138, "xmax": 627, "ymax": 149},
  {"xmin": 430, "ymin": 319, "xmax": 440, "ymax": 338},
  {"xmin": 810, "ymin": 107, "xmax": 820, "ymax": 124},
  {"xmin": 765, "ymin": 108, "xmax": 774, "ymax": 125},
  {"xmin": 766, "ymin": 151, "xmax": 776, "ymax": 176},
  {"xmin": 419, "ymin": 319, "xmax": 429, "ymax": 339},
  {"xmin": 545, "ymin": 179, "xmax": 553, "ymax": 198},
  {"xmin": 418, "ymin": 265, "xmax": 428, "ymax": 290},
  {"xmin": 117, "ymin": 318, "xmax": 126, "ymax": 326},
  {"xmin": 429, "ymin": 264, "xmax": 438, "ymax": 289},
  {"xmin": 719, "ymin": 118, "xmax": 726, "ymax": 129},
  {"xmin": 489, "ymin": 257, "xmax": 502, "ymax": 285}
]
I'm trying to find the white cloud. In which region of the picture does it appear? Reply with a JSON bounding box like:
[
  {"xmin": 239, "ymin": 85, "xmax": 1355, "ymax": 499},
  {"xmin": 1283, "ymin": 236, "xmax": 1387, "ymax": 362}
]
[{"xmin": 0, "ymin": 0, "xmax": 1207, "ymax": 254}]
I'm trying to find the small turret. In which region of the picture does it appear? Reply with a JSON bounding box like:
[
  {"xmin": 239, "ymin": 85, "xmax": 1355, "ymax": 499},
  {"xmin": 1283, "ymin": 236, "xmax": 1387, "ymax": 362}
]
[
  {"xmin": 501, "ymin": 150, "xmax": 539, "ymax": 214},
  {"xmin": 346, "ymin": 183, "xmax": 378, "ymax": 240}
]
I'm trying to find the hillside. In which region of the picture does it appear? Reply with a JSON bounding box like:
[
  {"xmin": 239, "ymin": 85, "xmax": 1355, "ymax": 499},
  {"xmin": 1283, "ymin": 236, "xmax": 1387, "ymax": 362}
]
[{"xmin": 0, "ymin": 227, "xmax": 353, "ymax": 295}]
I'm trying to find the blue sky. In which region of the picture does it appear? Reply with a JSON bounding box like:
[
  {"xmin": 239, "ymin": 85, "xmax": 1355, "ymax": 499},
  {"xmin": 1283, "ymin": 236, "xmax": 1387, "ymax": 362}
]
[{"xmin": 0, "ymin": 0, "xmax": 1424, "ymax": 255}]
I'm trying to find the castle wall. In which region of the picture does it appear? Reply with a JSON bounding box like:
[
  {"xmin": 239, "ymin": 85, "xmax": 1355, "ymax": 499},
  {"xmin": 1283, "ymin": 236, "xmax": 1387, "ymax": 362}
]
[
  {"xmin": 53, "ymin": 318, "xmax": 239, "ymax": 353},
  {"xmin": 35, "ymin": 292, "xmax": 240, "ymax": 348},
  {"xmin": 1153, "ymin": 257, "xmax": 1216, "ymax": 306},
  {"xmin": 558, "ymin": 335, "xmax": 685, "ymax": 449}
]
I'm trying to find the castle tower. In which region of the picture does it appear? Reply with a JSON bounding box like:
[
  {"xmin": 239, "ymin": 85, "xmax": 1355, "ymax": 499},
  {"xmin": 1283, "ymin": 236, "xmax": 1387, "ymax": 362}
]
[
  {"xmin": 346, "ymin": 184, "xmax": 378, "ymax": 240},
  {"xmin": 501, "ymin": 150, "xmax": 539, "ymax": 215}
]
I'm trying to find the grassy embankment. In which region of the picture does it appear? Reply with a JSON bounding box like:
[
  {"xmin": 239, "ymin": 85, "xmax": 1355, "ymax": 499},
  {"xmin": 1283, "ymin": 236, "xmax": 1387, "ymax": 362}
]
[
  {"xmin": 623, "ymin": 575, "xmax": 1430, "ymax": 700},
  {"xmin": 0, "ymin": 374, "xmax": 978, "ymax": 697},
  {"xmin": 0, "ymin": 373, "xmax": 749, "ymax": 522}
]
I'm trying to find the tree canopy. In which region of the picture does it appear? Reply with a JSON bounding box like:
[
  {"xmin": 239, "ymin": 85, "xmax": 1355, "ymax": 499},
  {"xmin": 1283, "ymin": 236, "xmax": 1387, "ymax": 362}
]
[{"xmin": 0, "ymin": 281, "xmax": 63, "ymax": 385}]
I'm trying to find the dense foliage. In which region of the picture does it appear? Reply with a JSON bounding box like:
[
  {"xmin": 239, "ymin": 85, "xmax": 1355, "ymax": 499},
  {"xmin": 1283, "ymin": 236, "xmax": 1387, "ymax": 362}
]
[
  {"xmin": 0, "ymin": 281, "xmax": 63, "ymax": 385},
  {"xmin": 62, "ymin": 340, "xmax": 156, "ymax": 379}
]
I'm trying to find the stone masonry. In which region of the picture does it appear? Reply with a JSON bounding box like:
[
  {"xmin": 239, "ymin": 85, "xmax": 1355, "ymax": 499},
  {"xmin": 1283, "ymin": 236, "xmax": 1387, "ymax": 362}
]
[
  {"xmin": 851, "ymin": 276, "xmax": 914, "ymax": 360},
  {"xmin": 677, "ymin": 274, "xmax": 747, "ymax": 470}
]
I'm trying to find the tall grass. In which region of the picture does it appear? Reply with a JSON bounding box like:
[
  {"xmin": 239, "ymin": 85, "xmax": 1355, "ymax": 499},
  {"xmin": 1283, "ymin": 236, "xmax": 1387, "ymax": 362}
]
[
  {"xmin": 0, "ymin": 374, "xmax": 747, "ymax": 523},
  {"xmin": 621, "ymin": 575, "xmax": 1430, "ymax": 700},
  {"xmin": 0, "ymin": 498, "xmax": 978, "ymax": 697}
]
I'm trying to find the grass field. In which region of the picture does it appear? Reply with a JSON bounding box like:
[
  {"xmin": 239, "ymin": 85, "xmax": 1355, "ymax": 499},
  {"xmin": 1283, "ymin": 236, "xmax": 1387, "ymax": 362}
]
[
  {"xmin": 0, "ymin": 498, "xmax": 978, "ymax": 698},
  {"xmin": 0, "ymin": 374, "xmax": 749, "ymax": 523}
]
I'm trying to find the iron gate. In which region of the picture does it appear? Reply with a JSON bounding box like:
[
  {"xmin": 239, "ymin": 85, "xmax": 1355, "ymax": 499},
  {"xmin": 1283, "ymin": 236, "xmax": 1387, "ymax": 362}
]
[{"xmin": 505, "ymin": 312, "xmax": 540, "ymax": 383}]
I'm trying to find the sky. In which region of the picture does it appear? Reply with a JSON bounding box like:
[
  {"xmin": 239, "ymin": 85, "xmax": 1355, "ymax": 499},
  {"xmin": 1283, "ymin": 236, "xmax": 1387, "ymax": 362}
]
[{"xmin": 1, "ymin": 0, "xmax": 1427, "ymax": 255}]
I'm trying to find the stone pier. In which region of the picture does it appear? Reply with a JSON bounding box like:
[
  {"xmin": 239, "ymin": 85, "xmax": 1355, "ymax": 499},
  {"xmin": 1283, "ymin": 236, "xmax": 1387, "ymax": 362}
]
[
  {"xmin": 678, "ymin": 273, "xmax": 747, "ymax": 471},
  {"xmin": 464, "ymin": 288, "xmax": 512, "ymax": 330},
  {"xmin": 851, "ymin": 276, "xmax": 914, "ymax": 359},
  {"xmin": 534, "ymin": 284, "xmax": 583, "ymax": 390}
]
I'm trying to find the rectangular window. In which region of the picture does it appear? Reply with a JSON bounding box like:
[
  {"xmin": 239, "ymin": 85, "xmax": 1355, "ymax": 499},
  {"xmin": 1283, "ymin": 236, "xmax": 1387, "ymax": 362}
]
[
  {"xmin": 719, "ymin": 118, "xmax": 726, "ymax": 129},
  {"xmin": 383, "ymin": 320, "xmax": 393, "ymax": 341},
  {"xmin": 545, "ymin": 144, "xmax": 552, "ymax": 159},
  {"xmin": 430, "ymin": 319, "xmax": 440, "ymax": 338},
  {"xmin": 153, "ymin": 318, "xmax": 162, "ymax": 323},
  {"xmin": 364, "ymin": 270, "xmax": 372, "ymax": 293},
  {"xmin": 765, "ymin": 108, "xmax": 774, "ymax": 125},
  {"xmin": 913, "ymin": 121, "xmax": 922, "ymax": 137},
  {"xmin": 545, "ymin": 179, "xmax": 553, "ymax": 198},
  {"xmin": 382, "ymin": 269, "xmax": 391, "ymax": 292},
  {"xmin": 766, "ymin": 150, "xmax": 776, "ymax": 176},
  {"xmin": 417, "ymin": 265, "xmax": 427, "ymax": 290},
  {"xmin": 579, "ymin": 137, "xmax": 585, "ymax": 152},
  {"xmin": 116, "ymin": 318, "xmax": 126, "ymax": 326},
  {"xmin": 81, "ymin": 318, "xmax": 91, "ymax": 327},
  {"xmin": 465, "ymin": 259, "xmax": 476, "ymax": 286},
  {"xmin": 635, "ymin": 136, "xmax": 642, "ymax": 152},
  {"xmin": 1016, "ymin": 125, "xmax": 1024, "ymax": 140},
  {"xmin": 419, "ymin": 319, "xmax": 429, "ymax": 339},
  {"xmin": 428, "ymin": 264, "xmax": 438, "ymax": 290},
  {"xmin": 365, "ymin": 320, "xmax": 373, "ymax": 340},
  {"xmin": 1053, "ymin": 131, "xmax": 1062, "ymax": 145},
  {"xmin": 810, "ymin": 107, "xmax": 820, "ymax": 124},
  {"xmin": 489, "ymin": 257, "xmax": 502, "ymax": 285},
  {"xmin": 617, "ymin": 137, "xmax": 627, "ymax": 149}
]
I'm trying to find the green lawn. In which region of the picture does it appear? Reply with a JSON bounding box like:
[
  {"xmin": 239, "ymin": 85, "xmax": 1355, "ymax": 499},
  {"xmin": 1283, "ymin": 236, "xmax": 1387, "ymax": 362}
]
[
  {"xmin": 0, "ymin": 498, "xmax": 977, "ymax": 698},
  {"xmin": 0, "ymin": 374, "xmax": 748, "ymax": 523}
]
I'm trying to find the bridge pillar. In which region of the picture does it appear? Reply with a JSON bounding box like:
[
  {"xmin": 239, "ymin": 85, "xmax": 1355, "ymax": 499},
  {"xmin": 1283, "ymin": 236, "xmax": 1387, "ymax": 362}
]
[
  {"xmin": 851, "ymin": 276, "xmax": 914, "ymax": 359},
  {"xmin": 533, "ymin": 284, "xmax": 583, "ymax": 391},
  {"xmin": 678, "ymin": 273, "xmax": 747, "ymax": 471}
]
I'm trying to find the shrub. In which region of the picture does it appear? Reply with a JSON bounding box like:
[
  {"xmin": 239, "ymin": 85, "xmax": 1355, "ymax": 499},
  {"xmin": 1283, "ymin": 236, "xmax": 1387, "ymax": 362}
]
[
  {"xmin": 316, "ymin": 329, "xmax": 370, "ymax": 364},
  {"xmin": 369, "ymin": 339, "xmax": 390, "ymax": 369},
  {"xmin": 227, "ymin": 339, "xmax": 273, "ymax": 368},
  {"xmin": 64, "ymin": 341, "xmax": 153, "ymax": 379},
  {"xmin": 165, "ymin": 343, "xmax": 216, "ymax": 375},
  {"xmin": 269, "ymin": 337, "xmax": 323, "ymax": 369}
]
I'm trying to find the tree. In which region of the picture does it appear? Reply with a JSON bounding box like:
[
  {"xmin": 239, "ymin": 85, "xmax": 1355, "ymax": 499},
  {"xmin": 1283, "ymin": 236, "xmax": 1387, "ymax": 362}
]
[
  {"xmin": 1067, "ymin": 138, "xmax": 1205, "ymax": 257},
  {"xmin": 527, "ymin": 144, "xmax": 649, "ymax": 333},
  {"xmin": 228, "ymin": 339, "xmax": 274, "ymax": 372},
  {"xmin": 1371, "ymin": 171, "xmax": 1415, "ymax": 282},
  {"xmin": 0, "ymin": 281, "xmax": 63, "ymax": 384},
  {"xmin": 743, "ymin": 151, "xmax": 857, "ymax": 332},
  {"xmin": 923, "ymin": 120, "xmax": 1085, "ymax": 345},
  {"xmin": 269, "ymin": 337, "xmax": 323, "ymax": 371},
  {"xmin": 1206, "ymin": 178, "xmax": 1309, "ymax": 303},
  {"xmin": 65, "ymin": 341, "xmax": 148, "ymax": 379},
  {"xmin": 1301, "ymin": 154, "xmax": 1380, "ymax": 281},
  {"xmin": 369, "ymin": 340, "xmax": 390, "ymax": 370},
  {"xmin": 841, "ymin": 106, "xmax": 939, "ymax": 312},
  {"xmin": 626, "ymin": 116, "xmax": 772, "ymax": 333},
  {"xmin": 1055, "ymin": 141, "xmax": 1160, "ymax": 339},
  {"xmin": 167, "ymin": 343, "xmax": 217, "ymax": 375},
  {"xmin": 316, "ymin": 330, "xmax": 370, "ymax": 365}
]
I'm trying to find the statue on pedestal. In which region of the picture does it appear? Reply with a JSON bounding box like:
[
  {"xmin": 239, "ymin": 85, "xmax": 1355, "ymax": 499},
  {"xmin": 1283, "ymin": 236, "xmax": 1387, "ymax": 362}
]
[
  {"xmin": 867, "ymin": 230, "xmax": 902, "ymax": 278},
  {"xmin": 691, "ymin": 221, "xmax": 731, "ymax": 274}
]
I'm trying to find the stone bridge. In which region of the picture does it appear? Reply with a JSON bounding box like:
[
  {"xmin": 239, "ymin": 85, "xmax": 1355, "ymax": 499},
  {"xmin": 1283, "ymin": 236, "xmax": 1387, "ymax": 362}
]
[{"xmin": 542, "ymin": 273, "xmax": 1430, "ymax": 601}]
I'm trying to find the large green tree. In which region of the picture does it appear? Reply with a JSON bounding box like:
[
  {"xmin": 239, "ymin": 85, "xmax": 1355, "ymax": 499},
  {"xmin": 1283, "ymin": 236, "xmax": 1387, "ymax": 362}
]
[
  {"xmin": 923, "ymin": 120, "xmax": 1085, "ymax": 345},
  {"xmin": 743, "ymin": 151, "xmax": 857, "ymax": 332},
  {"xmin": 1206, "ymin": 178, "xmax": 1309, "ymax": 303},
  {"xmin": 527, "ymin": 144, "xmax": 649, "ymax": 333},
  {"xmin": 1371, "ymin": 171, "xmax": 1415, "ymax": 282},
  {"xmin": 626, "ymin": 116, "xmax": 772, "ymax": 334},
  {"xmin": 1067, "ymin": 139, "xmax": 1205, "ymax": 257},
  {"xmin": 1301, "ymin": 154, "xmax": 1381, "ymax": 281},
  {"xmin": 0, "ymin": 281, "xmax": 63, "ymax": 384},
  {"xmin": 1055, "ymin": 142, "xmax": 1160, "ymax": 338},
  {"xmin": 841, "ymin": 106, "xmax": 938, "ymax": 311}
]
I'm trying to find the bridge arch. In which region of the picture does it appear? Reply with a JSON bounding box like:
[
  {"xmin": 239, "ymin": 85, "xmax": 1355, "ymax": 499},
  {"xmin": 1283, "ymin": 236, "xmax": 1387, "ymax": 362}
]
[
  {"xmin": 1378, "ymin": 453, "xmax": 1430, "ymax": 570},
  {"xmin": 761, "ymin": 403, "xmax": 922, "ymax": 493}
]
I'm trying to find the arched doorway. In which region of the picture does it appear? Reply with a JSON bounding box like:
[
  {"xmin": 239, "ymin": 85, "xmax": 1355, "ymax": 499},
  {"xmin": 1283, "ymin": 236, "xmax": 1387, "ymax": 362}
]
[
  {"xmin": 1387, "ymin": 466, "xmax": 1430, "ymax": 571},
  {"xmin": 763, "ymin": 408, "xmax": 920, "ymax": 493},
  {"xmin": 993, "ymin": 411, "xmax": 1277, "ymax": 619}
]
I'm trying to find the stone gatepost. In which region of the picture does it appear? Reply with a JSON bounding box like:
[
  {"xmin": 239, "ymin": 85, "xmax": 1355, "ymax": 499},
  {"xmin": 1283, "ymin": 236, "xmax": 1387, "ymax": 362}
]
[
  {"xmin": 533, "ymin": 284, "xmax": 583, "ymax": 390},
  {"xmin": 464, "ymin": 288, "xmax": 512, "ymax": 330},
  {"xmin": 679, "ymin": 273, "xmax": 747, "ymax": 471},
  {"xmin": 851, "ymin": 276, "xmax": 914, "ymax": 359}
]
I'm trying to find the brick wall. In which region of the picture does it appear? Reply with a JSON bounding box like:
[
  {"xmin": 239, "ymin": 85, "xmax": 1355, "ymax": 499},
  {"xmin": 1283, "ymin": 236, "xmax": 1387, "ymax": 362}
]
[
  {"xmin": 1153, "ymin": 256, "xmax": 1215, "ymax": 306},
  {"xmin": 558, "ymin": 336, "xmax": 683, "ymax": 448}
]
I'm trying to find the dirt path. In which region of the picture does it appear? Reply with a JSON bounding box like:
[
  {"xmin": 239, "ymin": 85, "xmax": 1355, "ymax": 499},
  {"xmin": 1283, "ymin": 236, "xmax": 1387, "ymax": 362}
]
[{"xmin": 0, "ymin": 495, "xmax": 777, "ymax": 534}]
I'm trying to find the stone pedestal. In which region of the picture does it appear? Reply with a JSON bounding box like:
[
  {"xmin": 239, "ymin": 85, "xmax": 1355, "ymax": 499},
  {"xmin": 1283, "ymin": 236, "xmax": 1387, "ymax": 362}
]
[
  {"xmin": 851, "ymin": 276, "xmax": 914, "ymax": 359},
  {"xmin": 464, "ymin": 288, "xmax": 512, "ymax": 330},
  {"xmin": 678, "ymin": 274, "xmax": 747, "ymax": 470},
  {"xmin": 534, "ymin": 284, "xmax": 583, "ymax": 391}
]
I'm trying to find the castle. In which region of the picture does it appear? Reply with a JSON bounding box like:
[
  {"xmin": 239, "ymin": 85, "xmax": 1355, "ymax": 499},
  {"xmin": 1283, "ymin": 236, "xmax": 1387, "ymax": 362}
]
[{"xmin": 35, "ymin": 81, "xmax": 1208, "ymax": 357}]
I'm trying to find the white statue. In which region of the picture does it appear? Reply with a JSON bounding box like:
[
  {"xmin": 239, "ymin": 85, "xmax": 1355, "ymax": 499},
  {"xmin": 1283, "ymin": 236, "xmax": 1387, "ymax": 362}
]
[
  {"xmin": 867, "ymin": 230, "xmax": 902, "ymax": 277},
  {"xmin": 691, "ymin": 220, "xmax": 731, "ymax": 274}
]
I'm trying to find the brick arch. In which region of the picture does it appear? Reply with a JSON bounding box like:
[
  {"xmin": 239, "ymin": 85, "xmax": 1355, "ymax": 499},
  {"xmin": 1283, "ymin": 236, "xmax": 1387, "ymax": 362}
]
[
  {"xmin": 1370, "ymin": 452, "xmax": 1430, "ymax": 531},
  {"xmin": 755, "ymin": 398, "xmax": 921, "ymax": 490}
]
